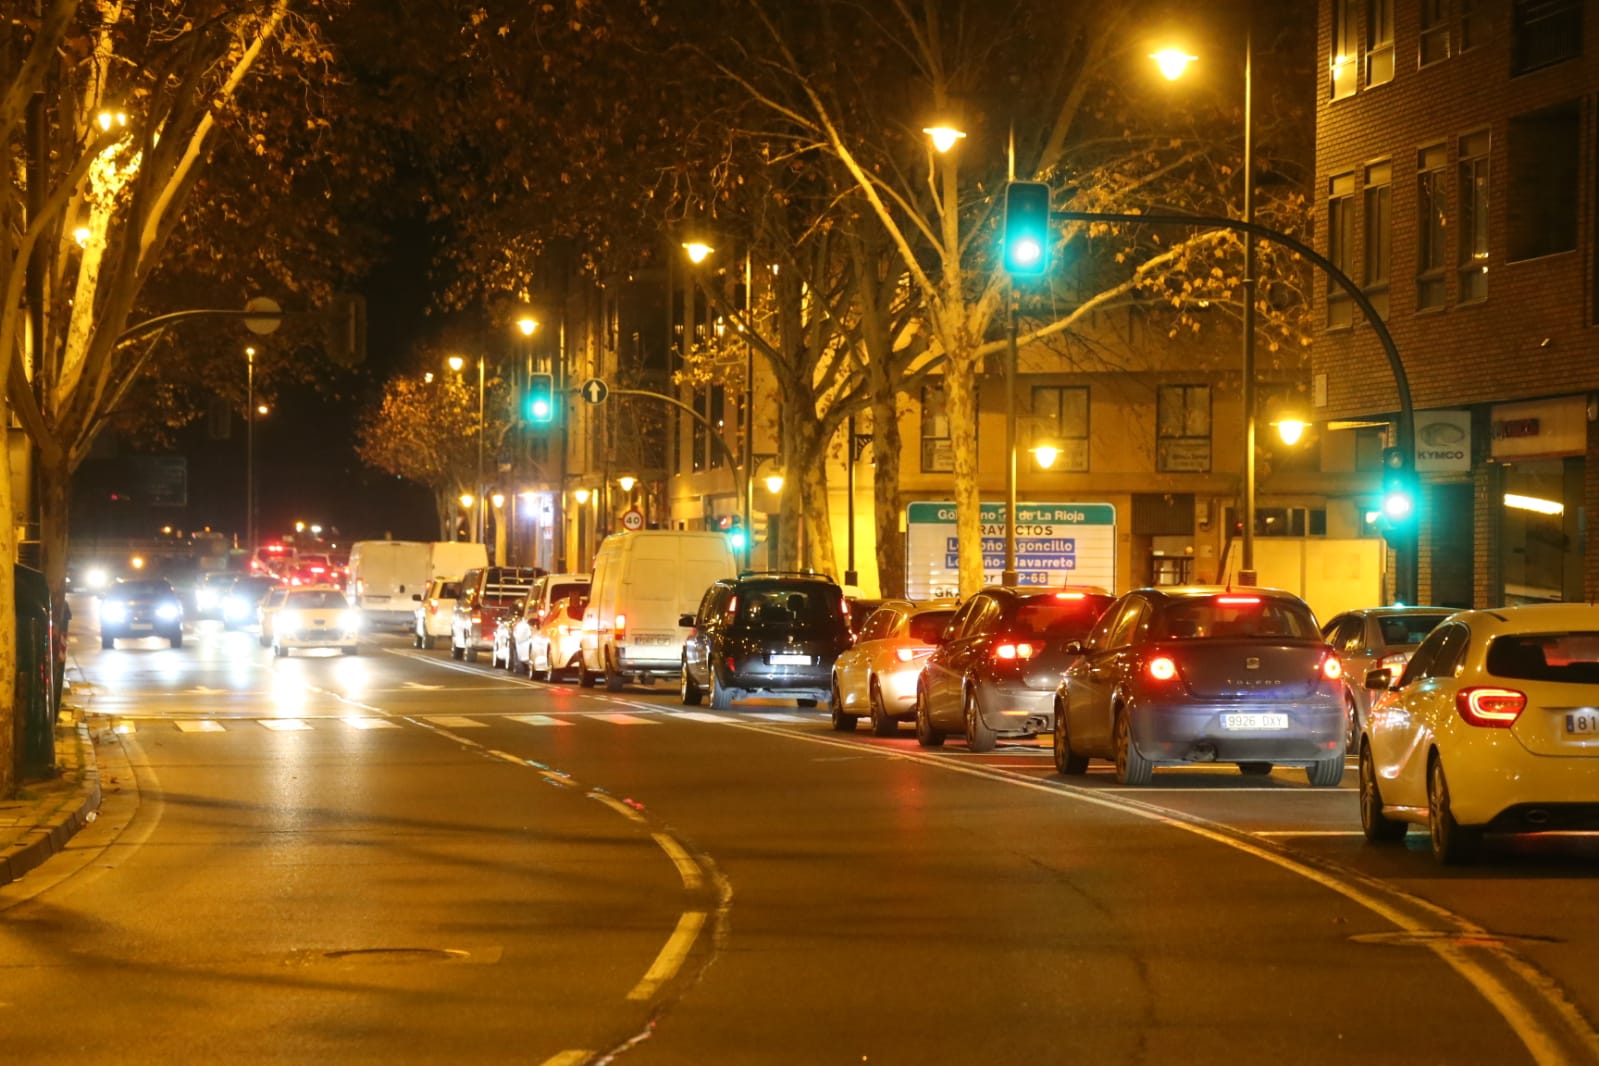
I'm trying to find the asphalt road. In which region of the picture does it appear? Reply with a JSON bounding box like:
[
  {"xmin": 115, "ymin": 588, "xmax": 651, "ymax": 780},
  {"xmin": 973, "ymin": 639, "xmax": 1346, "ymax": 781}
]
[{"xmin": 4, "ymin": 613, "xmax": 1598, "ymax": 1065}]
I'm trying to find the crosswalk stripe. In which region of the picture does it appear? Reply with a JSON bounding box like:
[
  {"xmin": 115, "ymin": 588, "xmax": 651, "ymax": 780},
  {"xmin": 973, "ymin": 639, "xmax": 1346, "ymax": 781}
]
[
  {"xmin": 342, "ymin": 716, "xmax": 400, "ymax": 730},
  {"xmin": 509, "ymin": 714, "xmax": 574, "ymax": 727},
  {"xmin": 259, "ymin": 719, "xmax": 311, "ymax": 731},
  {"xmin": 674, "ymin": 711, "xmax": 738, "ymax": 723},
  {"xmin": 745, "ymin": 712, "xmax": 807, "ymax": 722},
  {"xmin": 593, "ymin": 713, "xmax": 659, "ymax": 726},
  {"xmin": 422, "ymin": 715, "xmax": 488, "ymax": 728},
  {"xmin": 174, "ymin": 720, "xmax": 226, "ymax": 733}
]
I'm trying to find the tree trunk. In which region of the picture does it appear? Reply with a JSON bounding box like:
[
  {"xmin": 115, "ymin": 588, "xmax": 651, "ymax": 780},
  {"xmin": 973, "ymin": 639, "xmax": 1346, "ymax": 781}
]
[
  {"xmin": 944, "ymin": 346, "xmax": 984, "ymax": 597},
  {"xmin": 39, "ymin": 456, "xmax": 70, "ymax": 715},
  {"xmin": 869, "ymin": 388, "xmax": 905, "ymax": 599},
  {"xmin": 801, "ymin": 456, "xmax": 837, "ymax": 581},
  {"xmin": 0, "ymin": 463, "xmax": 16, "ymax": 797}
]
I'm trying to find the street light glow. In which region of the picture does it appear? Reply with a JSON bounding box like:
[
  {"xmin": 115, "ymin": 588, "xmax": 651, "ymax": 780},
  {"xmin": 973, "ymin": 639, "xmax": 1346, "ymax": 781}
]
[
  {"xmin": 922, "ymin": 125, "xmax": 966, "ymax": 153},
  {"xmin": 617, "ymin": 475, "xmax": 637, "ymax": 492},
  {"xmin": 682, "ymin": 241, "xmax": 714, "ymax": 263},
  {"xmin": 517, "ymin": 315, "xmax": 539, "ymax": 336},
  {"xmin": 1151, "ymin": 48, "xmax": 1198, "ymax": 80},
  {"xmin": 459, "ymin": 493, "xmax": 474, "ymax": 508},
  {"xmin": 491, "ymin": 492, "xmax": 505, "ymax": 509},
  {"xmin": 1031, "ymin": 444, "xmax": 1061, "ymax": 470},
  {"xmin": 764, "ymin": 472, "xmax": 785, "ymax": 494},
  {"xmin": 574, "ymin": 488, "xmax": 591, "ymax": 504},
  {"xmin": 448, "ymin": 355, "xmax": 465, "ymax": 372},
  {"xmin": 1276, "ymin": 419, "xmax": 1307, "ymax": 446}
]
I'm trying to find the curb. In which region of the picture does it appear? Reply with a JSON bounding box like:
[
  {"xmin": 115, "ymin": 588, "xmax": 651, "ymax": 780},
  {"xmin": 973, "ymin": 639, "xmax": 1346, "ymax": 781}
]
[{"xmin": 0, "ymin": 722, "xmax": 103, "ymax": 887}]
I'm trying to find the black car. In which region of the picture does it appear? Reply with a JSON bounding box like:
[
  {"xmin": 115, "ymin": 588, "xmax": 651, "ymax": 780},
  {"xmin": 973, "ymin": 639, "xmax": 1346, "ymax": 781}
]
[
  {"xmin": 99, "ymin": 578, "xmax": 184, "ymax": 649},
  {"xmin": 680, "ymin": 572, "xmax": 853, "ymax": 710}
]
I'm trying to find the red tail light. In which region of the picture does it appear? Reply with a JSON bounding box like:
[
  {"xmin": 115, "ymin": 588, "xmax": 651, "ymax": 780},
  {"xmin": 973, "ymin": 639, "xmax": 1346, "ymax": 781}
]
[
  {"xmin": 1215, "ymin": 595, "xmax": 1261, "ymax": 606},
  {"xmin": 614, "ymin": 612, "xmax": 627, "ymax": 636},
  {"xmin": 993, "ymin": 642, "xmax": 1036, "ymax": 661},
  {"xmin": 1457, "ymin": 686, "xmax": 1525, "ymax": 728},
  {"xmin": 1321, "ymin": 654, "xmax": 1343, "ymax": 681},
  {"xmin": 1147, "ymin": 655, "xmax": 1178, "ymax": 681},
  {"xmin": 1054, "ymin": 592, "xmax": 1085, "ymax": 600}
]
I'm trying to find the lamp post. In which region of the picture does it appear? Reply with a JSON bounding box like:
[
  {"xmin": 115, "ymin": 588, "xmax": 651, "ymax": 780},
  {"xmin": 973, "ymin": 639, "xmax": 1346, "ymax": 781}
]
[
  {"xmin": 449, "ymin": 354, "xmax": 487, "ymax": 550},
  {"xmin": 245, "ymin": 346, "xmax": 256, "ymax": 554},
  {"xmin": 1153, "ymin": 31, "xmax": 1256, "ymax": 583}
]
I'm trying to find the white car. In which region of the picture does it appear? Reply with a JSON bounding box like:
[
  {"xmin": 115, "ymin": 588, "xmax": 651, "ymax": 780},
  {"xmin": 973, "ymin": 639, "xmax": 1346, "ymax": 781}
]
[
  {"xmin": 829, "ymin": 600, "xmax": 957, "ymax": 735},
  {"xmin": 1360, "ymin": 603, "xmax": 1599, "ymax": 864},
  {"xmin": 272, "ymin": 586, "xmax": 360, "ymax": 657},
  {"xmin": 413, "ymin": 577, "xmax": 461, "ymax": 650},
  {"xmin": 257, "ymin": 586, "xmax": 290, "ymax": 648},
  {"xmin": 519, "ymin": 595, "xmax": 589, "ymax": 682}
]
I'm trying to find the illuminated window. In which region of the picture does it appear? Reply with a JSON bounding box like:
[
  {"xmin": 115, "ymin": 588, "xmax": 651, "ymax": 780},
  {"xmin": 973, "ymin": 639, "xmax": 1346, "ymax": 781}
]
[
  {"xmin": 1417, "ymin": 145, "xmax": 1448, "ymax": 310},
  {"xmin": 1332, "ymin": 0, "xmax": 1360, "ymax": 99},
  {"xmin": 1458, "ymin": 131, "xmax": 1490, "ymax": 302},
  {"xmin": 1367, "ymin": 0, "xmax": 1394, "ymax": 85}
]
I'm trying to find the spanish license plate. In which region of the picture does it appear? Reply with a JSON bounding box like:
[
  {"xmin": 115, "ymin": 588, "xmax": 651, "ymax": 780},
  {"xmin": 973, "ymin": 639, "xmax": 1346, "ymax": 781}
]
[
  {"xmin": 1222, "ymin": 713, "xmax": 1289, "ymax": 731},
  {"xmin": 1564, "ymin": 710, "xmax": 1599, "ymax": 736},
  {"xmin": 770, "ymin": 653, "xmax": 812, "ymax": 666},
  {"xmin": 631, "ymin": 634, "xmax": 672, "ymax": 646}
]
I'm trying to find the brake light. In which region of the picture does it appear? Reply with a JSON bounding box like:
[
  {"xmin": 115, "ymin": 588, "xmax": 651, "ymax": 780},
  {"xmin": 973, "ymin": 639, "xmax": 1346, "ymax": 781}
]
[
  {"xmin": 1054, "ymin": 592, "xmax": 1085, "ymax": 600},
  {"xmin": 1147, "ymin": 655, "xmax": 1178, "ymax": 681},
  {"xmin": 1456, "ymin": 687, "xmax": 1526, "ymax": 728},
  {"xmin": 726, "ymin": 596, "xmax": 738, "ymax": 616},
  {"xmin": 614, "ymin": 612, "xmax": 626, "ymax": 636},
  {"xmin": 1215, "ymin": 595, "xmax": 1261, "ymax": 606},
  {"xmin": 993, "ymin": 642, "xmax": 1036, "ymax": 661},
  {"xmin": 1321, "ymin": 654, "xmax": 1343, "ymax": 681}
]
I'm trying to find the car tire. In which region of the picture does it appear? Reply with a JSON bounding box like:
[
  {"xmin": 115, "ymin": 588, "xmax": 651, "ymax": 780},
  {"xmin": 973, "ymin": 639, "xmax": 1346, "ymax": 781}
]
[
  {"xmin": 604, "ymin": 652, "xmax": 626, "ymax": 692},
  {"xmin": 343, "ymin": 645, "xmax": 359, "ymax": 656},
  {"xmin": 169, "ymin": 631, "xmax": 183, "ymax": 649},
  {"xmin": 868, "ymin": 679, "xmax": 897, "ymax": 737},
  {"xmin": 101, "ymin": 634, "xmax": 114, "ymax": 650},
  {"xmin": 1428, "ymin": 755, "xmax": 1480, "ymax": 865},
  {"xmin": 1306, "ymin": 753, "xmax": 1344, "ymax": 787},
  {"xmin": 273, "ymin": 643, "xmax": 287, "ymax": 658},
  {"xmin": 1053, "ymin": 701, "xmax": 1089, "ymax": 775},
  {"xmin": 579, "ymin": 659, "xmax": 598, "ymax": 688},
  {"xmin": 681, "ymin": 661, "xmax": 704, "ymax": 706},
  {"xmin": 964, "ymin": 688, "xmax": 996, "ymax": 753},
  {"xmin": 1359, "ymin": 743, "xmax": 1408, "ymax": 843},
  {"xmin": 1113, "ymin": 706, "xmax": 1152, "ymax": 786},
  {"xmin": 709, "ymin": 669, "xmax": 734, "ymax": 711},
  {"xmin": 914, "ymin": 684, "xmax": 945, "ymax": 748},
  {"xmin": 1237, "ymin": 762, "xmax": 1274, "ymax": 776},
  {"xmin": 829, "ymin": 680, "xmax": 857, "ymax": 732},
  {"xmin": 1344, "ymin": 693, "xmax": 1360, "ymax": 755},
  {"xmin": 464, "ymin": 642, "xmax": 478, "ymax": 663},
  {"xmin": 451, "ymin": 637, "xmax": 465, "ymax": 661}
]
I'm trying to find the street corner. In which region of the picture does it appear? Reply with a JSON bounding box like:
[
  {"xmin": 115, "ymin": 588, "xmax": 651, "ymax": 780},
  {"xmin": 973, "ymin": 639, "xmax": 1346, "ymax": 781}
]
[{"xmin": 0, "ymin": 720, "xmax": 103, "ymax": 888}]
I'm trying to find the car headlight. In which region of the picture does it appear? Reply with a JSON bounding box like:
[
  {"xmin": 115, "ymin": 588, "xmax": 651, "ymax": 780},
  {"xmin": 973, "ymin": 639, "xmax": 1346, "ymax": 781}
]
[
  {"xmin": 196, "ymin": 589, "xmax": 215, "ymax": 608},
  {"xmin": 156, "ymin": 602, "xmax": 181, "ymax": 622},
  {"xmin": 85, "ymin": 568, "xmax": 110, "ymax": 590},
  {"xmin": 339, "ymin": 611, "xmax": 360, "ymax": 632},
  {"xmin": 102, "ymin": 602, "xmax": 127, "ymax": 623},
  {"xmin": 278, "ymin": 611, "xmax": 302, "ymax": 632}
]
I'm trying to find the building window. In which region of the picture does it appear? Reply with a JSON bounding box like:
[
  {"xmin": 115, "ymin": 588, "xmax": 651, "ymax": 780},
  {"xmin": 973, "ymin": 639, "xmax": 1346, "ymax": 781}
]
[
  {"xmin": 1420, "ymin": 0, "xmax": 1450, "ymax": 64},
  {"xmin": 1363, "ymin": 161, "xmax": 1392, "ymax": 319},
  {"xmin": 1508, "ymin": 101, "xmax": 1579, "ymax": 262},
  {"xmin": 1367, "ymin": 0, "xmax": 1394, "ymax": 84},
  {"xmin": 1460, "ymin": 0, "xmax": 1486, "ymax": 50},
  {"xmin": 1417, "ymin": 144, "xmax": 1449, "ymax": 310},
  {"xmin": 920, "ymin": 385, "xmax": 954, "ymax": 473},
  {"xmin": 1512, "ymin": 0, "xmax": 1582, "ymax": 75},
  {"xmin": 691, "ymin": 389, "xmax": 707, "ymax": 472},
  {"xmin": 1458, "ymin": 130, "xmax": 1490, "ymax": 302},
  {"xmin": 1327, "ymin": 172, "xmax": 1356, "ymax": 327},
  {"xmin": 1332, "ymin": 0, "xmax": 1360, "ymax": 98},
  {"xmin": 1029, "ymin": 386, "xmax": 1089, "ymax": 472},
  {"xmin": 1156, "ymin": 385, "xmax": 1211, "ymax": 473}
]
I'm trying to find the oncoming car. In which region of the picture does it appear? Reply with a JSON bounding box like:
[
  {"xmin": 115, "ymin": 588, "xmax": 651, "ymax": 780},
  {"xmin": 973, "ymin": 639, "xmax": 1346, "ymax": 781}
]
[
  {"xmin": 272, "ymin": 587, "xmax": 360, "ymax": 657},
  {"xmin": 99, "ymin": 578, "xmax": 184, "ymax": 649}
]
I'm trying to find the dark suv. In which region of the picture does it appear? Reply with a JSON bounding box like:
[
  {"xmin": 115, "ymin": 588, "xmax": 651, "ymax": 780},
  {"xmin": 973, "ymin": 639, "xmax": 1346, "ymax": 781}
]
[
  {"xmin": 100, "ymin": 578, "xmax": 185, "ymax": 649},
  {"xmin": 451, "ymin": 565, "xmax": 543, "ymax": 662},
  {"xmin": 680, "ymin": 572, "xmax": 852, "ymax": 710}
]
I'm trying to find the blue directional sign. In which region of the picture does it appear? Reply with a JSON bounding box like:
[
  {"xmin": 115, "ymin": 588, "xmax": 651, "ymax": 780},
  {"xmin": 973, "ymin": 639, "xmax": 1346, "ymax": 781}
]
[{"xmin": 906, "ymin": 501, "xmax": 1117, "ymax": 599}]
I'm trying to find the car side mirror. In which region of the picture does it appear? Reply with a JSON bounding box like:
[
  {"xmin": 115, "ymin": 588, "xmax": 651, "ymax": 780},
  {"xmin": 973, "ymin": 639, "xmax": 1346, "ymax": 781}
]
[
  {"xmin": 1364, "ymin": 667, "xmax": 1395, "ymax": 691},
  {"xmin": 678, "ymin": 613, "xmax": 696, "ymax": 628}
]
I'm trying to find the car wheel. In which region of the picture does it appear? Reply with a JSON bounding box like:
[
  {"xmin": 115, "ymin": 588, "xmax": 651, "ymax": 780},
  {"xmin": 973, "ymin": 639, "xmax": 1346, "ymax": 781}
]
[
  {"xmin": 1306, "ymin": 753, "xmax": 1344, "ymax": 787},
  {"xmin": 1428, "ymin": 755, "xmax": 1480, "ymax": 865},
  {"xmin": 273, "ymin": 643, "xmax": 287, "ymax": 658},
  {"xmin": 829, "ymin": 680, "xmax": 857, "ymax": 732},
  {"xmin": 169, "ymin": 631, "xmax": 183, "ymax": 649},
  {"xmin": 709, "ymin": 669, "xmax": 735, "ymax": 711},
  {"xmin": 682, "ymin": 659, "xmax": 704, "ymax": 706},
  {"xmin": 604, "ymin": 651, "xmax": 626, "ymax": 692},
  {"xmin": 1238, "ymin": 762, "xmax": 1274, "ymax": 776},
  {"xmin": 464, "ymin": 642, "xmax": 478, "ymax": 663},
  {"xmin": 1113, "ymin": 705, "xmax": 1152, "ymax": 786},
  {"xmin": 101, "ymin": 634, "xmax": 114, "ymax": 650},
  {"xmin": 868, "ymin": 679, "xmax": 897, "ymax": 737},
  {"xmin": 450, "ymin": 637, "xmax": 465, "ymax": 661},
  {"xmin": 964, "ymin": 688, "xmax": 997, "ymax": 753},
  {"xmin": 915, "ymin": 683, "xmax": 945, "ymax": 748},
  {"xmin": 561, "ymin": 653, "xmax": 582, "ymax": 683},
  {"xmin": 507, "ymin": 644, "xmax": 520, "ymax": 673},
  {"xmin": 1344, "ymin": 693, "xmax": 1360, "ymax": 755},
  {"xmin": 1053, "ymin": 701, "xmax": 1089, "ymax": 775},
  {"xmin": 1359, "ymin": 743, "xmax": 1408, "ymax": 843},
  {"xmin": 343, "ymin": 645, "xmax": 359, "ymax": 656},
  {"xmin": 413, "ymin": 629, "xmax": 423, "ymax": 649}
]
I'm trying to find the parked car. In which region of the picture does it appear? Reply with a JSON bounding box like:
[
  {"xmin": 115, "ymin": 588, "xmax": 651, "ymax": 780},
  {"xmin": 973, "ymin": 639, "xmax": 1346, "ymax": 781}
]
[
  {"xmin": 99, "ymin": 578, "xmax": 184, "ymax": 649},
  {"xmin": 830, "ymin": 600, "xmax": 958, "ymax": 735},
  {"xmin": 495, "ymin": 573, "xmax": 592, "ymax": 672},
  {"xmin": 222, "ymin": 575, "xmax": 280, "ymax": 630},
  {"xmin": 845, "ymin": 597, "xmax": 890, "ymax": 642},
  {"xmin": 520, "ymin": 595, "xmax": 589, "ymax": 682},
  {"xmin": 1322, "ymin": 606, "xmax": 1454, "ymax": 751},
  {"xmin": 916, "ymin": 586, "xmax": 1114, "ymax": 751},
  {"xmin": 412, "ymin": 577, "xmax": 462, "ymax": 650},
  {"xmin": 257, "ymin": 586, "xmax": 291, "ymax": 648},
  {"xmin": 681, "ymin": 571, "xmax": 853, "ymax": 710},
  {"xmin": 451, "ymin": 566, "xmax": 542, "ymax": 662},
  {"xmin": 272, "ymin": 586, "xmax": 360, "ymax": 657},
  {"xmin": 1053, "ymin": 586, "xmax": 1346, "ymax": 786},
  {"xmin": 490, "ymin": 595, "xmax": 530, "ymax": 671},
  {"xmin": 1360, "ymin": 603, "xmax": 1599, "ymax": 864}
]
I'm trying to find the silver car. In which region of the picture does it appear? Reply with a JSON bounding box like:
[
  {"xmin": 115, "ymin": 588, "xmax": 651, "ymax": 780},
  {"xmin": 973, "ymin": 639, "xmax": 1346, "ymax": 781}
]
[{"xmin": 1322, "ymin": 606, "xmax": 1453, "ymax": 752}]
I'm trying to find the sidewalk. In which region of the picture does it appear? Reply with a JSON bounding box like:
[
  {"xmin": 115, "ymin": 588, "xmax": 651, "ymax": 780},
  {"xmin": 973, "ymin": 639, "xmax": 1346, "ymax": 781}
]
[{"xmin": 0, "ymin": 715, "xmax": 102, "ymax": 886}]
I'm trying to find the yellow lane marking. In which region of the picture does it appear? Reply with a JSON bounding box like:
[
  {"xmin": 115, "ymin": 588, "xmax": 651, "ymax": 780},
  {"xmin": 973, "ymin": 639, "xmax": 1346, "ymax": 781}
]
[
  {"xmin": 626, "ymin": 911, "xmax": 706, "ymax": 1002},
  {"xmin": 590, "ymin": 793, "xmax": 647, "ymax": 824},
  {"xmin": 539, "ymin": 1053, "xmax": 591, "ymax": 1066},
  {"xmin": 651, "ymin": 833, "xmax": 704, "ymax": 891}
]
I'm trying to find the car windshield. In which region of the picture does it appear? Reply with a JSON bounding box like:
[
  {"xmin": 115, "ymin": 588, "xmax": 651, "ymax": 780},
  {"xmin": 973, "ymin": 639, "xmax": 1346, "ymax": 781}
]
[
  {"xmin": 287, "ymin": 590, "xmax": 347, "ymax": 609},
  {"xmin": 1013, "ymin": 595, "xmax": 1114, "ymax": 639},
  {"xmin": 1487, "ymin": 632, "xmax": 1599, "ymax": 683},
  {"xmin": 907, "ymin": 610, "xmax": 957, "ymax": 643},
  {"xmin": 1154, "ymin": 596, "xmax": 1321, "ymax": 640},
  {"xmin": 1376, "ymin": 613, "xmax": 1449, "ymax": 646},
  {"xmin": 736, "ymin": 583, "xmax": 841, "ymax": 628}
]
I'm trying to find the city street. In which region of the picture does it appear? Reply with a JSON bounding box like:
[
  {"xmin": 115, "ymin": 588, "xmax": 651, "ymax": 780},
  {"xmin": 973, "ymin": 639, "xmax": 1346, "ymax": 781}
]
[{"xmin": 5, "ymin": 615, "xmax": 1599, "ymax": 1064}]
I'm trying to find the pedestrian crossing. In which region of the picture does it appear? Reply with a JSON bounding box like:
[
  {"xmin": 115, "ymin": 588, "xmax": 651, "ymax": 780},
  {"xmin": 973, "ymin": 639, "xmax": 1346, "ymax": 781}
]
[{"xmin": 96, "ymin": 708, "xmax": 835, "ymax": 735}]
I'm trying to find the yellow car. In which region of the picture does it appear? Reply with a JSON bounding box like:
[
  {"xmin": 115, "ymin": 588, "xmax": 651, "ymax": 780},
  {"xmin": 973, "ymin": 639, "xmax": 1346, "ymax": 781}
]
[{"xmin": 829, "ymin": 601, "xmax": 958, "ymax": 735}]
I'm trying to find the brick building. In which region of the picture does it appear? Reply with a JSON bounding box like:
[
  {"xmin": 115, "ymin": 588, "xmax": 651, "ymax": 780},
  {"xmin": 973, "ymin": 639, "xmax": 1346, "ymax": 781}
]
[{"xmin": 1315, "ymin": 0, "xmax": 1597, "ymax": 606}]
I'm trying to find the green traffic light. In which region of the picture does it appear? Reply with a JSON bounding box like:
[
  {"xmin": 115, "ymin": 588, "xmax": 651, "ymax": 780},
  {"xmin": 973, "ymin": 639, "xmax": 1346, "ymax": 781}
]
[
  {"xmin": 1002, "ymin": 181, "xmax": 1051, "ymax": 276},
  {"xmin": 526, "ymin": 373, "xmax": 555, "ymax": 425}
]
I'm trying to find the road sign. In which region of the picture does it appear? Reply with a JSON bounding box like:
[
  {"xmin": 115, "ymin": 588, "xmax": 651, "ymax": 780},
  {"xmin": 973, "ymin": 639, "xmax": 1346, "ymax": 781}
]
[
  {"xmin": 905, "ymin": 501, "xmax": 1117, "ymax": 598},
  {"xmin": 579, "ymin": 378, "xmax": 609, "ymax": 405},
  {"xmin": 244, "ymin": 296, "xmax": 282, "ymax": 335},
  {"xmin": 621, "ymin": 509, "xmax": 644, "ymax": 531}
]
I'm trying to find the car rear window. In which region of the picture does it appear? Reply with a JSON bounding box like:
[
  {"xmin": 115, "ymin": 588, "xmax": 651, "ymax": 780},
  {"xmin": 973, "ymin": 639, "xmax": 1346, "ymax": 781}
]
[
  {"xmin": 1487, "ymin": 632, "xmax": 1599, "ymax": 683},
  {"xmin": 907, "ymin": 610, "xmax": 957, "ymax": 643},
  {"xmin": 1154, "ymin": 596, "xmax": 1321, "ymax": 640},
  {"xmin": 288, "ymin": 589, "xmax": 347, "ymax": 609},
  {"xmin": 1014, "ymin": 595, "xmax": 1113, "ymax": 639},
  {"xmin": 1376, "ymin": 613, "xmax": 1449, "ymax": 646},
  {"xmin": 736, "ymin": 583, "xmax": 843, "ymax": 628},
  {"xmin": 548, "ymin": 582, "xmax": 587, "ymax": 606}
]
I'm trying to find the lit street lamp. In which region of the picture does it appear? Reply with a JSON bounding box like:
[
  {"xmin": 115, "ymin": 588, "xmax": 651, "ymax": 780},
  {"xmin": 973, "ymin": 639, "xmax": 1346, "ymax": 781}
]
[
  {"xmin": 245, "ymin": 346, "xmax": 257, "ymax": 554},
  {"xmin": 448, "ymin": 354, "xmax": 487, "ymax": 550}
]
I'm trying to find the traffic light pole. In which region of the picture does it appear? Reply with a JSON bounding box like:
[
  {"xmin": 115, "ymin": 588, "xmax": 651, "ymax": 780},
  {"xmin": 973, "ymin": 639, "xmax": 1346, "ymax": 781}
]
[
  {"xmin": 1053, "ymin": 209, "xmax": 1416, "ymax": 604},
  {"xmin": 1002, "ymin": 284, "xmax": 1019, "ymax": 587}
]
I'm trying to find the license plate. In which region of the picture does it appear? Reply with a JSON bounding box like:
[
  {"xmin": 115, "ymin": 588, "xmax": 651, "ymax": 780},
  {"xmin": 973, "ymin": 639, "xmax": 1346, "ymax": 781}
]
[
  {"xmin": 1565, "ymin": 710, "xmax": 1599, "ymax": 736},
  {"xmin": 771, "ymin": 653, "xmax": 812, "ymax": 665},
  {"xmin": 1222, "ymin": 713, "xmax": 1289, "ymax": 731},
  {"xmin": 631, "ymin": 634, "xmax": 672, "ymax": 646}
]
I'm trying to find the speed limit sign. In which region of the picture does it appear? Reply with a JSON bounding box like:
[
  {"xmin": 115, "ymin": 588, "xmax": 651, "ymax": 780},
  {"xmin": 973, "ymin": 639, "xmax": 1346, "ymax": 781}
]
[{"xmin": 621, "ymin": 509, "xmax": 645, "ymax": 531}]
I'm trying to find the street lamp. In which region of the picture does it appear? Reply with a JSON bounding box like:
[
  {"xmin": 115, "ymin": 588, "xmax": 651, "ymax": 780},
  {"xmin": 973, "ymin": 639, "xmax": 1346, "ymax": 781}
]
[
  {"xmin": 448, "ymin": 353, "xmax": 487, "ymax": 551},
  {"xmin": 245, "ymin": 346, "xmax": 257, "ymax": 555},
  {"xmin": 1154, "ymin": 31, "xmax": 1258, "ymax": 583}
]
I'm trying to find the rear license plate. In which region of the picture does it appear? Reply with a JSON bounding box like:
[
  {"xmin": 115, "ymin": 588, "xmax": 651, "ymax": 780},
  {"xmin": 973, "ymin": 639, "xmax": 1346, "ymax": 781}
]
[
  {"xmin": 1222, "ymin": 713, "xmax": 1289, "ymax": 731},
  {"xmin": 631, "ymin": 634, "xmax": 672, "ymax": 646},
  {"xmin": 1564, "ymin": 710, "xmax": 1599, "ymax": 736},
  {"xmin": 771, "ymin": 653, "xmax": 812, "ymax": 665}
]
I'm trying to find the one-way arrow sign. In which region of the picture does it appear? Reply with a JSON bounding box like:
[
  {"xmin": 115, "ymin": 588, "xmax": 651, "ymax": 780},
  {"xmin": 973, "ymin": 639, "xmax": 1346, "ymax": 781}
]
[{"xmin": 580, "ymin": 378, "xmax": 609, "ymax": 405}]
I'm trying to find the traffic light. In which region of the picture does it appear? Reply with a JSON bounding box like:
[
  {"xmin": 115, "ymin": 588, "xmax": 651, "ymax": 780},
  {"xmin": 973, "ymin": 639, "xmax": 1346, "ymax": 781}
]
[
  {"xmin": 1379, "ymin": 446, "xmax": 1417, "ymax": 537},
  {"xmin": 719, "ymin": 514, "xmax": 747, "ymax": 551},
  {"xmin": 524, "ymin": 372, "xmax": 555, "ymax": 425},
  {"xmin": 1002, "ymin": 180, "xmax": 1051, "ymax": 276}
]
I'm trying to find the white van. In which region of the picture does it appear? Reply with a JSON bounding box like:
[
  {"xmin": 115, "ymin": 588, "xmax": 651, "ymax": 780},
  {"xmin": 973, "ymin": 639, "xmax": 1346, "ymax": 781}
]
[
  {"xmin": 579, "ymin": 531, "xmax": 738, "ymax": 691},
  {"xmin": 428, "ymin": 540, "xmax": 488, "ymax": 583},
  {"xmin": 346, "ymin": 540, "xmax": 433, "ymax": 628}
]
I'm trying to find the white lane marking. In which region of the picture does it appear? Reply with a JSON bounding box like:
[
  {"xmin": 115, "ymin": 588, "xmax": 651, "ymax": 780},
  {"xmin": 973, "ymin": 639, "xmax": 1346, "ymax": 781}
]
[
  {"xmin": 539, "ymin": 1053, "xmax": 591, "ymax": 1066},
  {"xmin": 1253, "ymin": 830, "xmax": 1366, "ymax": 837},
  {"xmin": 1097, "ymin": 786, "xmax": 1348, "ymax": 793},
  {"xmin": 422, "ymin": 715, "xmax": 487, "ymax": 728},
  {"xmin": 258, "ymin": 719, "xmax": 310, "ymax": 731},
  {"xmin": 652, "ymin": 833, "xmax": 704, "ymax": 891},
  {"xmin": 173, "ymin": 720, "xmax": 225, "ymax": 733},
  {"xmin": 626, "ymin": 911, "xmax": 706, "ymax": 1002},
  {"xmin": 674, "ymin": 711, "xmax": 738, "ymax": 723},
  {"xmin": 401, "ymin": 681, "xmax": 445, "ymax": 690},
  {"xmin": 594, "ymin": 713, "xmax": 659, "ymax": 726},
  {"xmin": 509, "ymin": 714, "xmax": 574, "ymax": 727},
  {"xmin": 342, "ymin": 715, "xmax": 400, "ymax": 730},
  {"xmin": 744, "ymin": 712, "xmax": 806, "ymax": 722}
]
